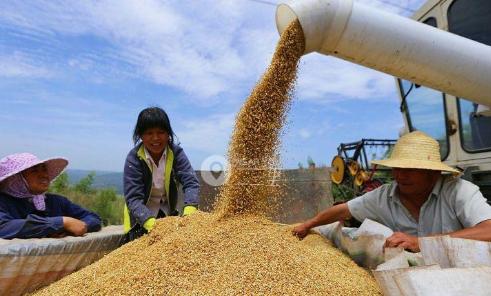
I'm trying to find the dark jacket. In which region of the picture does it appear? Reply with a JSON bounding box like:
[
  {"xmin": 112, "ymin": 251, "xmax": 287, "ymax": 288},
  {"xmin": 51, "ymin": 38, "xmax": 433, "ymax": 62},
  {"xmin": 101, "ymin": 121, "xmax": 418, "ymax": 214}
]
[
  {"xmin": 0, "ymin": 192, "xmax": 102, "ymax": 239},
  {"xmin": 123, "ymin": 142, "xmax": 200, "ymax": 231}
]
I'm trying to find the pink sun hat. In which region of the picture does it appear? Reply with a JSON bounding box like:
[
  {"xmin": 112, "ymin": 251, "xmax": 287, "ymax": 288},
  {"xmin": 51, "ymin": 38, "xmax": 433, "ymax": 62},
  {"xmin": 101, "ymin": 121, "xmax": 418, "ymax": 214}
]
[{"xmin": 0, "ymin": 153, "xmax": 68, "ymax": 183}]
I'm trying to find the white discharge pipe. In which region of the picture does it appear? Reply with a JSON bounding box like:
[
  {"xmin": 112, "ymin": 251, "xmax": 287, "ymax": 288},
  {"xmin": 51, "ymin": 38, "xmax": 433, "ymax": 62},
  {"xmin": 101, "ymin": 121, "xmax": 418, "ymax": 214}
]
[{"xmin": 276, "ymin": 0, "xmax": 491, "ymax": 106}]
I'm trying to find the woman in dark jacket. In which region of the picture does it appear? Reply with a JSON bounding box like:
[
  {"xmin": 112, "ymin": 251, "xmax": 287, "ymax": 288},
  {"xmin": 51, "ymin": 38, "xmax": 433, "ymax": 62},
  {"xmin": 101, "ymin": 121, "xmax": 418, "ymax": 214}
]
[
  {"xmin": 0, "ymin": 153, "xmax": 101, "ymax": 239},
  {"xmin": 123, "ymin": 107, "xmax": 200, "ymax": 241}
]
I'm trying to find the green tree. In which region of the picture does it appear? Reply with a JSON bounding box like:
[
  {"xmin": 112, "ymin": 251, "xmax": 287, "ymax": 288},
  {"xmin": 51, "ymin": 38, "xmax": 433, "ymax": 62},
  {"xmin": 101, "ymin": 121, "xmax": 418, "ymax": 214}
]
[
  {"xmin": 74, "ymin": 172, "xmax": 95, "ymax": 194},
  {"xmin": 49, "ymin": 172, "xmax": 124, "ymax": 225},
  {"xmin": 307, "ymin": 156, "xmax": 315, "ymax": 169},
  {"xmin": 331, "ymin": 183, "xmax": 355, "ymax": 203},
  {"xmin": 50, "ymin": 172, "xmax": 70, "ymax": 193},
  {"xmin": 93, "ymin": 188, "xmax": 123, "ymax": 225}
]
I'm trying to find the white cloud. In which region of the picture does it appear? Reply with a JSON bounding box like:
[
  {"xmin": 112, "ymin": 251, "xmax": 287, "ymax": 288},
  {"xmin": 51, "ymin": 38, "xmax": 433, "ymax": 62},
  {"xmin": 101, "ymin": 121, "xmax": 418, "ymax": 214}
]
[
  {"xmin": 175, "ymin": 113, "xmax": 236, "ymax": 155},
  {"xmin": 0, "ymin": 0, "xmax": 427, "ymax": 103},
  {"xmin": 298, "ymin": 128, "xmax": 312, "ymax": 139},
  {"xmin": 0, "ymin": 53, "xmax": 53, "ymax": 78},
  {"xmin": 0, "ymin": 0, "xmax": 276, "ymax": 103},
  {"xmin": 68, "ymin": 58, "xmax": 94, "ymax": 71},
  {"xmin": 297, "ymin": 55, "xmax": 398, "ymax": 102}
]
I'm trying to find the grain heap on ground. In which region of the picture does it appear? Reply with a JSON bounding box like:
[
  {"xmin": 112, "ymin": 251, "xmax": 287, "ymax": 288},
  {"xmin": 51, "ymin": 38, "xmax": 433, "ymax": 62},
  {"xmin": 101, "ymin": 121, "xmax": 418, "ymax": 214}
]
[
  {"xmin": 34, "ymin": 213, "xmax": 380, "ymax": 295},
  {"xmin": 34, "ymin": 20, "xmax": 381, "ymax": 295}
]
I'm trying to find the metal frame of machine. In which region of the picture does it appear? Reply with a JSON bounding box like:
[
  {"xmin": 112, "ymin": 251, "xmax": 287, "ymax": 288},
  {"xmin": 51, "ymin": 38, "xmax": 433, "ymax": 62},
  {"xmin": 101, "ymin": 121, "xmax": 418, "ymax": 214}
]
[{"xmin": 330, "ymin": 139, "xmax": 396, "ymax": 200}]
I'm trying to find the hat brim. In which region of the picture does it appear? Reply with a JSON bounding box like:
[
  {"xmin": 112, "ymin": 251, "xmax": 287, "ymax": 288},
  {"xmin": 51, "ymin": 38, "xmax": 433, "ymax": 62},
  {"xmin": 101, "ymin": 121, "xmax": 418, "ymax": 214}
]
[
  {"xmin": 371, "ymin": 158, "xmax": 460, "ymax": 175},
  {"xmin": 43, "ymin": 158, "xmax": 69, "ymax": 182},
  {"xmin": 0, "ymin": 157, "xmax": 68, "ymax": 183}
]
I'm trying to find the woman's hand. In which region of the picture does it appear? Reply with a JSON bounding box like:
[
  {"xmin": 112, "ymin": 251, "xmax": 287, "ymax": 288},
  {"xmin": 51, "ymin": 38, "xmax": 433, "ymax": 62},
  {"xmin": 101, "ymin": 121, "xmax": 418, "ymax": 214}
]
[
  {"xmin": 62, "ymin": 217, "xmax": 88, "ymax": 236},
  {"xmin": 49, "ymin": 232, "xmax": 67, "ymax": 238},
  {"xmin": 143, "ymin": 217, "xmax": 156, "ymax": 232},
  {"xmin": 384, "ymin": 232, "xmax": 420, "ymax": 252}
]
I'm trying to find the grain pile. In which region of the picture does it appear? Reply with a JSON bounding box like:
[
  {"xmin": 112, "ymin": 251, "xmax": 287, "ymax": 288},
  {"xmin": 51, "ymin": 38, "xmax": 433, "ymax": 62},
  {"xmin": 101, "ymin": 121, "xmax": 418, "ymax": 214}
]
[
  {"xmin": 214, "ymin": 20, "xmax": 304, "ymax": 219},
  {"xmin": 34, "ymin": 20, "xmax": 381, "ymax": 295},
  {"xmin": 34, "ymin": 213, "xmax": 380, "ymax": 295}
]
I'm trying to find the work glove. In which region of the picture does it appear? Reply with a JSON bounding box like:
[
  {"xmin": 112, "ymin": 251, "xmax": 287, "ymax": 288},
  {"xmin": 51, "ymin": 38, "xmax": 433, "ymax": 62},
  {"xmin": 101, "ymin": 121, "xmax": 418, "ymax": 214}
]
[
  {"xmin": 182, "ymin": 205, "xmax": 198, "ymax": 217},
  {"xmin": 143, "ymin": 217, "xmax": 156, "ymax": 232}
]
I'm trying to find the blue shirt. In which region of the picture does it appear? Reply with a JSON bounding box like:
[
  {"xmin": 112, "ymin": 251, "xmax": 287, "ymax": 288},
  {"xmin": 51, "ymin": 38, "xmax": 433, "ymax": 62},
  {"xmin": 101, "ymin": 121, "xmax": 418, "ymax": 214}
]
[
  {"xmin": 347, "ymin": 176, "xmax": 491, "ymax": 236},
  {"xmin": 0, "ymin": 192, "xmax": 102, "ymax": 239}
]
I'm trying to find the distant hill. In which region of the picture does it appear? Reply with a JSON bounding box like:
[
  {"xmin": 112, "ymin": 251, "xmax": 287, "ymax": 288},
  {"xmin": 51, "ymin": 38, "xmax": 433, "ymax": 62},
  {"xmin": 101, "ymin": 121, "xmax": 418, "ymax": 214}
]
[{"xmin": 66, "ymin": 169, "xmax": 124, "ymax": 194}]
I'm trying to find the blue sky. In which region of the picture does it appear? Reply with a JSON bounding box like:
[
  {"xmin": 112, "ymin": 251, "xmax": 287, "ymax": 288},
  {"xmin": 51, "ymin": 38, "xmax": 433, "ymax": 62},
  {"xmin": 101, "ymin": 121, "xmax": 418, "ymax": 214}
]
[{"xmin": 0, "ymin": 0, "xmax": 425, "ymax": 172}]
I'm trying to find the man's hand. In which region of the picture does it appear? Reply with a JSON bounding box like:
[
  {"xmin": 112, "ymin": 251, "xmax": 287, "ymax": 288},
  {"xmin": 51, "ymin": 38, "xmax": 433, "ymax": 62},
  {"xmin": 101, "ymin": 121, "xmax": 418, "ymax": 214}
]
[
  {"xmin": 292, "ymin": 223, "xmax": 311, "ymax": 240},
  {"xmin": 62, "ymin": 217, "xmax": 88, "ymax": 236},
  {"xmin": 384, "ymin": 232, "xmax": 420, "ymax": 252},
  {"xmin": 291, "ymin": 203, "xmax": 352, "ymax": 240}
]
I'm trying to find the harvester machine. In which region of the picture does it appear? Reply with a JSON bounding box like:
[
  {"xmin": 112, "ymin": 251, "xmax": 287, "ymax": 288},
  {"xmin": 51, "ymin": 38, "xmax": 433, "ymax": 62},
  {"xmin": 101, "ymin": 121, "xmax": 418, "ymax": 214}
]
[{"xmin": 331, "ymin": 139, "xmax": 396, "ymax": 199}]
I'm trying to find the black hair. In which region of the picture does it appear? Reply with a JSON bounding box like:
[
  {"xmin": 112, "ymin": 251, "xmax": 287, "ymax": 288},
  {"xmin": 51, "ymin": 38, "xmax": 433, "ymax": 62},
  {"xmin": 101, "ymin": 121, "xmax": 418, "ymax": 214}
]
[{"xmin": 132, "ymin": 107, "xmax": 176, "ymax": 145}]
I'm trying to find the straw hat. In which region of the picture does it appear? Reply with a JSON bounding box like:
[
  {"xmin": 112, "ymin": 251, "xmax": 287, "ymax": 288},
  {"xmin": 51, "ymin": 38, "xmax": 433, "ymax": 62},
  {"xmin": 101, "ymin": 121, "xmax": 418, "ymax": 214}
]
[
  {"xmin": 371, "ymin": 131, "xmax": 460, "ymax": 174},
  {"xmin": 0, "ymin": 153, "xmax": 68, "ymax": 183}
]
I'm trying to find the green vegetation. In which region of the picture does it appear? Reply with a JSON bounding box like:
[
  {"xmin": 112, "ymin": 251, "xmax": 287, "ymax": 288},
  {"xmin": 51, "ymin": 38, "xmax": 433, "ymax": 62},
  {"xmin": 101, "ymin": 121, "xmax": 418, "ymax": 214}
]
[
  {"xmin": 49, "ymin": 172, "xmax": 124, "ymax": 225},
  {"xmin": 298, "ymin": 156, "xmax": 318, "ymax": 170},
  {"xmin": 331, "ymin": 183, "xmax": 355, "ymax": 203},
  {"xmin": 307, "ymin": 156, "xmax": 316, "ymax": 168}
]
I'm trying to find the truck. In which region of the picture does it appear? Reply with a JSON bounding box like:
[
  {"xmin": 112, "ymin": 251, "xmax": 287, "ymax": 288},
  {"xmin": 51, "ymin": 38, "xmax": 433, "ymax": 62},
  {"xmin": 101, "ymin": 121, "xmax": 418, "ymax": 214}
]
[{"xmin": 277, "ymin": 0, "xmax": 491, "ymax": 202}]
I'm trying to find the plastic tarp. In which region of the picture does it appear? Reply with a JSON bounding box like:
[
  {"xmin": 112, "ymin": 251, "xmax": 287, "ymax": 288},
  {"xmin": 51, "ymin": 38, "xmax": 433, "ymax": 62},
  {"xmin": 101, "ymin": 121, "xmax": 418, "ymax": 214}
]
[
  {"xmin": 376, "ymin": 248, "xmax": 424, "ymax": 271},
  {"xmin": 316, "ymin": 220, "xmax": 491, "ymax": 296},
  {"xmin": 373, "ymin": 265, "xmax": 441, "ymax": 296},
  {"xmin": 394, "ymin": 266, "xmax": 491, "ymax": 296},
  {"xmin": 315, "ymin": 219, "xmax": 394, "ymax": 269},
  {"xmin": 0, "ymin": 226, "xmax": 124, "ymax": 295},
  {"xmin": 373, "ymin": 236, "xmax": 491, "ymax": 296},
  {"xmin": 419, "ymin": 235, "xmax": 491, "ymax": 268}
]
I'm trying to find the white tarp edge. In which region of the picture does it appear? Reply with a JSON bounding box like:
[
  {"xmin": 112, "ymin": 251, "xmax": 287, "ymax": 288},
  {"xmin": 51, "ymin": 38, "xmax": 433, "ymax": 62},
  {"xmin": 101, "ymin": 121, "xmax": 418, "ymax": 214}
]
[
  {"xmin": 0, "ymin": 226, "xmax": 124, "ymax": 296},
  {"xmin": 394, "ymin": 266, "xmax": 491, "ymax": 296}
]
